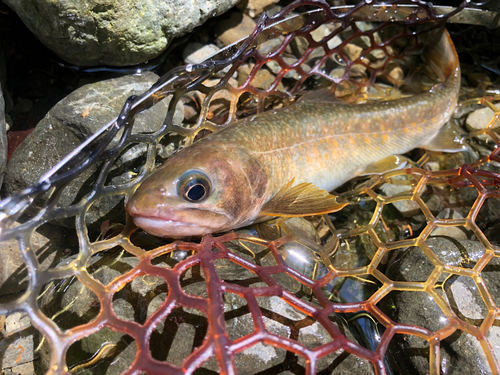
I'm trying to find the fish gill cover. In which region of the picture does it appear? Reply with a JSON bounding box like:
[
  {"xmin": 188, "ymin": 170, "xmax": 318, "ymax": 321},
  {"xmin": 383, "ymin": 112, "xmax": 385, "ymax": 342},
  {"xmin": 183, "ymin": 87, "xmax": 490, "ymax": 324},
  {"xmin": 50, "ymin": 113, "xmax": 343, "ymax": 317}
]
[{"xmin": 1, "ymin": 0, "xmax": 500, "ymax": 374}]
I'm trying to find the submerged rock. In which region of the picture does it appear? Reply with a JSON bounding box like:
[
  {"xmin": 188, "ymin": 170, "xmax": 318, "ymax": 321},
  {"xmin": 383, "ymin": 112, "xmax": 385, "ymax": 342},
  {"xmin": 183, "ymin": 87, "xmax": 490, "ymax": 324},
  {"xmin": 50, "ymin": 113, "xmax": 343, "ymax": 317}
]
[
  {"xmin": 3, "ymin": 72, "xmax": 183, "ymax": 227},
  {"xmin": 0, "ymin": 223, "xmax": 68, "ymax": 300},
  {"xmin": 381, "ymin": 237, "xmax": 500, "ymax": 374},
  {"xmin": 37, "ymin": 245, "xmax": 376, "ymax": 374},
  {"xmin": 237, "ymin": 0, "xmax": 281, "ymax": 18},
  {"xmin": 4, "ymin": 0, "xmax": 240, "ymax": 67},
  {"xmin": 0, "ymin": 312, "xmax": 36, "ymax": 373},
  {"xmin": 215, "ymin": 11, "xmax": 258, "ymax": 47}
]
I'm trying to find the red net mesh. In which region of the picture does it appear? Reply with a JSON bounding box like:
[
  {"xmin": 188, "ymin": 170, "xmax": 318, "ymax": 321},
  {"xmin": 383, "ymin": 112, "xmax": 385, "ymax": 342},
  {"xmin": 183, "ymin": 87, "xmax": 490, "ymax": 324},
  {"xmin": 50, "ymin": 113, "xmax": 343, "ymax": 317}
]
[{"xmin": 1, "ymin": 0, "xmax": 500, "ymax": 374}]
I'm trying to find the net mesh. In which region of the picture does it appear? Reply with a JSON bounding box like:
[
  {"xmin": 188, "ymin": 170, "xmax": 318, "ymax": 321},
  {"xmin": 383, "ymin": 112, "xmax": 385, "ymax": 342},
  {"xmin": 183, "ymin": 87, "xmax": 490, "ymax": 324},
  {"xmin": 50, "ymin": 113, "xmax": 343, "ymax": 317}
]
[{"xmin": 1, "ymin": 0, "xmax": 500, "ymax": 374}]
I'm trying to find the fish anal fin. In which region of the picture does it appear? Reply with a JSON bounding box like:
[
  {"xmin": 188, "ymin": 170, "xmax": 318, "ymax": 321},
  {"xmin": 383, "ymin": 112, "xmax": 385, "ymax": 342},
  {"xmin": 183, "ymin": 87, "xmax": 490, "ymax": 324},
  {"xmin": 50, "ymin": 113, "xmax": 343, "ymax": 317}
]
[
  {"xmin": 260, "ymin": 179, "xmax": 348, "ymax": 217},
  {"xmin": 421, "ymin": 123, "xmax": 467, "ymax": 153},
  {"xmin": 359, "ymin": 155, "xmax": 410, "ymax": 176}
]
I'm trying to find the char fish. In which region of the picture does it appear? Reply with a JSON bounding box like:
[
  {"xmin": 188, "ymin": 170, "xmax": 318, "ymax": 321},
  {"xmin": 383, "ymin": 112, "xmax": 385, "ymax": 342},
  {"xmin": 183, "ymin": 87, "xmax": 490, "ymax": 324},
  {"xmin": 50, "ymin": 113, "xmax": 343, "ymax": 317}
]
[{"xmin": 127, "ymin": 29, "xmax": 460, "ymax": 238}]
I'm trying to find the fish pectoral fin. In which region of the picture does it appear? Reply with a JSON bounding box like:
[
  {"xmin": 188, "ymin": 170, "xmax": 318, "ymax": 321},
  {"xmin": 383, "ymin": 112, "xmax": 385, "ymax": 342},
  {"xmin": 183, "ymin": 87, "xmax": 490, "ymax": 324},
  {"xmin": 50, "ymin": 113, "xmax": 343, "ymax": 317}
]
[
  {"xmin": 260, "ymin": 179, "xmax": 348, "ymax": 217},
  {"xmin": 420, "ymin": 122, "xmax": 467, "ymax": 152},
  {"xmin": 359, "ymin": 155, "xmax": 411, "ymax": 176}
]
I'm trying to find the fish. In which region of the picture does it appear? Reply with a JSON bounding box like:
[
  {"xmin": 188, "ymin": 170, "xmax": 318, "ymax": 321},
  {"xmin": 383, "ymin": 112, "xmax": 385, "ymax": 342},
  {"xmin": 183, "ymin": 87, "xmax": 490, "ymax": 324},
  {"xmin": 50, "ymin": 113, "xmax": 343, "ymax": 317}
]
[{"xmin": 126, "ymin": 29, "xmax": 460, "ymax": 238}]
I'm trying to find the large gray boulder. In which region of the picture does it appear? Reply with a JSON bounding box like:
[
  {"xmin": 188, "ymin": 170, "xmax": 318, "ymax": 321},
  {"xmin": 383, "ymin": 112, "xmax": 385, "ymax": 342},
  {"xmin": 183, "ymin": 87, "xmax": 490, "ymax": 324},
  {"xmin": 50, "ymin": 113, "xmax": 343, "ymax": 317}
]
[
  {"xmin": 3, "ymin": 71, "xmax": 182, "ymax": 227},
  {"xmin": 4, "ymin": 0, "xmax": 241, "ymax": 67}
]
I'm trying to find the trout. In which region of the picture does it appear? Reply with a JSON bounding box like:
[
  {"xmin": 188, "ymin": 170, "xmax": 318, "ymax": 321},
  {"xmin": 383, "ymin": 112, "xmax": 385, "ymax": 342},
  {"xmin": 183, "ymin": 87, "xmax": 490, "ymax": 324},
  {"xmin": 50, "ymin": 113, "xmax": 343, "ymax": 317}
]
[{"xmin": 127, "ymin": 29, "xmax": 460, "ymax": 238}]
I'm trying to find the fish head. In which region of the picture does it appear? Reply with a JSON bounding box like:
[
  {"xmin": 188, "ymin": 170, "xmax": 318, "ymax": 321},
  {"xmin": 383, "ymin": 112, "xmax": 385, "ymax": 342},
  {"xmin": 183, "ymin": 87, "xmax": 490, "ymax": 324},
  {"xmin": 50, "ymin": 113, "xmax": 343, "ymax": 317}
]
[{"xmin": 126, "ymin": 142, "xmax": 268, "ymax": 238}]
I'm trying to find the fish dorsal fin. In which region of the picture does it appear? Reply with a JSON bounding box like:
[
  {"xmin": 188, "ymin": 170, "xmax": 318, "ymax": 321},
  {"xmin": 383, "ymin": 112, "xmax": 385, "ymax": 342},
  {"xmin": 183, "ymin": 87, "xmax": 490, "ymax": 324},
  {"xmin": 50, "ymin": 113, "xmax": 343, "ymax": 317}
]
[{"xmin": 260, "ymin": 179, "xmax": 348, "ymax": 217}]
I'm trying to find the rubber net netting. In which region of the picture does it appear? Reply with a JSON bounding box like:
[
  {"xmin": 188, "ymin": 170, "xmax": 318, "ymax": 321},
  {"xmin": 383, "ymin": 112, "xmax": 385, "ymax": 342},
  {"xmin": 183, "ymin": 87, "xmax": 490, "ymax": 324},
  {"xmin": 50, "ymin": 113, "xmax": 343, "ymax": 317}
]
[{"xmin": 1, "ymin": 0, "xmax": 500, "ymax": 374}]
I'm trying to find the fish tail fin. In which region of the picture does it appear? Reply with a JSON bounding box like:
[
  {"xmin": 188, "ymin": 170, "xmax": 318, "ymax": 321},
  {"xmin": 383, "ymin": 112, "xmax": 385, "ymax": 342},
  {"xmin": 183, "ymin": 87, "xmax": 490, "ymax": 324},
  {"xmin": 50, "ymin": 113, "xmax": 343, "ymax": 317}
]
[{"xmin": 424, "ymin": 28, "xmax": 460, "ymax": 83}]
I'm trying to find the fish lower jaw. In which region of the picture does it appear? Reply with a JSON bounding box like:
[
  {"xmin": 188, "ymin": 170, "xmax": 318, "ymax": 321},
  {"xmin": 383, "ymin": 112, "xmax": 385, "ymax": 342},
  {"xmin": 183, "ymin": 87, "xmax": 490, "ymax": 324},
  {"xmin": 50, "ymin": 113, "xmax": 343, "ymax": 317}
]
[{"xmin": 132, "ymin": 216, "xmax": 213, "ymax": 238}]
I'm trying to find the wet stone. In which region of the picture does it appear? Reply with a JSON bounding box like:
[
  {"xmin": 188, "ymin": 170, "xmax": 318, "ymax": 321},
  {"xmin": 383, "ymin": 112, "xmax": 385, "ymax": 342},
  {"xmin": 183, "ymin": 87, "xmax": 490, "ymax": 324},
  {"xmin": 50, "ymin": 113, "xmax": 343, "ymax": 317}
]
[
  {"xmin": 467, "ymin": 72, "xmax": 492, "ymax": 88},
  {"xmin": 35, "ymin": 243, "xmax": 376, "ymax": 374},
  {"xmin": 237, "ymin": 0, "xmax": 281, "ymax": 18},
  {"xmin": 38, "ymin": 253, "xmax": 167, "ymax": 374},
  {"xmin": 183, "ymin": 43, "xmax": 220, "ymax": 65},
  {"xmin": 0, "ymin": 223, "xmax": 68, "ymax": 301},
  {"xmin": 381, "ymin": 236, "xmax": 500, "ymax": 374},
  {"xmin": 4, "ymin": 0, "xmax": 240, "ymax": 67},
  {"xmin": 3, "ymin": 72, "xmax": 183, "ymax": 227},
  {"xmin": 466, "ymin": 106, "xmax": 500, "ymax": 131},
  {"xmin": 215, "ymin": 11, "xmax": 258, "ymax": 47},
  {"xmin": 379, "ymin": 175, "xmax": 421, "ymax": 217},
  {"xmin": 430, "ymin": 208, "xmax": 469, "ymax": 239},
  {"xmin": 0, "ymin": 312, "xmax": 36, "ymax": 372},
  {"xmin": 219, "ymin": 293, "xmax": 375, "ymax": 374}
]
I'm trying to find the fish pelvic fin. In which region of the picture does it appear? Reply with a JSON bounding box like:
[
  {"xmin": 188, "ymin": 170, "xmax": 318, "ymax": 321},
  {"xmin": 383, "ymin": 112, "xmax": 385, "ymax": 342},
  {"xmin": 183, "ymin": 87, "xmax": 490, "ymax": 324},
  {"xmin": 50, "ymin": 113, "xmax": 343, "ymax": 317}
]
[{"xmin": 260, "ymin": 179, "xmax": 348, "ymax": 217}]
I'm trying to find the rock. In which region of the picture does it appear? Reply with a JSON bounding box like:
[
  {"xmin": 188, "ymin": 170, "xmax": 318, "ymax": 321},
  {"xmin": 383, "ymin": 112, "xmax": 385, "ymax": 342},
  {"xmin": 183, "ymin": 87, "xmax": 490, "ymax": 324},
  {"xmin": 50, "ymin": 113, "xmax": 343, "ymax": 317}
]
[
  {"xmin": 215, "ymin": 11, "xmax": 257, "ymax": 47},
  {"xmin": 4, "ymin": 0, "xmax": 240, "ymax": 67},
  {"xmin": 219, "ymin": 294, "xmax": 375, "ymax": 374},
  {"xmin": 467, "ymin": 72, "xmax": 492, "ymax": 88},
  {"xmin": 0, "ymin": 312, "xmax": 36, "ymax": 371},
  {"xmin": 183, "ymin": 43, "xmax": 220, "ymax": 65},
  {"xmin": 265, "ymin": 57, "xmax": 307, "ymax": 80},
  {"xmin": 37, "ymin": 242, "xmax": 375, "ymax": 374},
  {"xmin": 0, "ymin": 48, "xmax": 6, "ymax": 190},
  {"xmin": 466, "ymin": 106, "xmax": 499, "ymax": 131},
  {"xmin": 237, "ymin": 0, "xmax": 281, "ymax": 18},
  {"xmin": 381, "ymin": 237, "xmax": 500, "ymax": 374},
  {"xmin": 37, "ymin": 253, "xmax": 148, "ymax": 374},
  {"xmin": 3, "ymin": 362, "xmax": 35, "ymax": 375},
  {"xmin": 250, "ymin": 69, "xmax": 284, "ymax": 90},
  {"xmin": 3, "ymin": 72, "xmax": 183, "ymax": 227},
  {"xmin": 430, "ymin": 208, "xmax": 469, "ymax": 239},
  {"xmin": 379, "ymin": 175, "xmax": 422, "ymax": 217},
  {"xmin": 0, "ymin": 223, "xmax": 68, "ymax": 300}
]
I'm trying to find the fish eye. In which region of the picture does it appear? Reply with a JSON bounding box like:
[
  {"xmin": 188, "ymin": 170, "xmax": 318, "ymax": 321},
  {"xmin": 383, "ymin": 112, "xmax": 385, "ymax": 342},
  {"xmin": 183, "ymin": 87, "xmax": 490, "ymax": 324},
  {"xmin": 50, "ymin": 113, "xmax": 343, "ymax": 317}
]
[{"xmin": 179, "ymin": 171, "xmax": 211, "ymax": 203}]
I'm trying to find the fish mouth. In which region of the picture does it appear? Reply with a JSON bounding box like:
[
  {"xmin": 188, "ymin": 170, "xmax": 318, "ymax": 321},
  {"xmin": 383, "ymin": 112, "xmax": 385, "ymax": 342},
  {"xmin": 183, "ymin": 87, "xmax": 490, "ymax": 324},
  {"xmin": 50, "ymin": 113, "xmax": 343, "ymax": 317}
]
[{"xmin": 132, "ymin": 215, "xmax": 214, "ymax": 238}]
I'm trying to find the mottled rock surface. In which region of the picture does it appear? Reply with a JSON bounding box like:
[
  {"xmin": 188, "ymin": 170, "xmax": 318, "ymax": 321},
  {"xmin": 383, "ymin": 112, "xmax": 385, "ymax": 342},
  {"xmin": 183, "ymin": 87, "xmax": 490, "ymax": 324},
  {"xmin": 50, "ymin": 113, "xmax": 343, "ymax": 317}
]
[
  {"xmin": 37, "ymin": 242, "xmax": 375, "ymax": 374},
  {"xmin": 381, "ymin": 237, "xmax": 500, "ymax": 374},
  {"xmin": 237, "ymin": 0, "xmax": 281, "ymax": 18},
  {"xmin": 3, "ymin": 72, "xmax": 182, "ymax": 227},
  {"xmin": 4, "ymin": 0, "xmax": 240, "ymax": 67},
  {"xmin": 0, "ymin": 223, "xmax": 69, "ymax": 300},
  {"xmin": 0, "ymin": 312, "xmax": 36, "ymax": 373}
]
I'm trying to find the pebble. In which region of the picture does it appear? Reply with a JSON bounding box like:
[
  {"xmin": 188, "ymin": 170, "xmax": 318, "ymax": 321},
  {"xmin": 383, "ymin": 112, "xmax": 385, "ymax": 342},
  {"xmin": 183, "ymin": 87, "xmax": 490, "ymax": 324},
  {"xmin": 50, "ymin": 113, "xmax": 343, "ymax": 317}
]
[
  {"xmin": 379, "ymin": 175, "xmax": 422, "ymax": 217},
  {"xmin": 215, "ymin": 12, "xmax": 257, "ymax": 47},
  {"xmin": 183, "ymin": 43, "xmax": 220, "ymax": 65},
  {"xmin": 237, "ymin": 0, "xmax": 281, "ymax": 18},
  {"xmin": 430, "ymin": 208, "xmax": 469, "ymax": 239},
  {"xmin": 36, "ymin": 246, "xmax": 375, "ymax": 374},
  {"xmin": 466, "ymin": 106, "xmax": 500, "ymax": 131},
  {"xmin": 0, "ymin": 312, "xmax": 35, "ymax": 371},
  {"xmin": 0, "ymin": 223, "xmax": 66, "ymax": 299}
]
